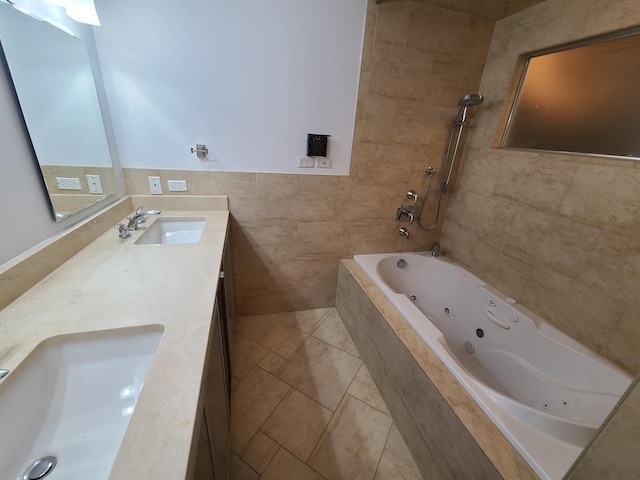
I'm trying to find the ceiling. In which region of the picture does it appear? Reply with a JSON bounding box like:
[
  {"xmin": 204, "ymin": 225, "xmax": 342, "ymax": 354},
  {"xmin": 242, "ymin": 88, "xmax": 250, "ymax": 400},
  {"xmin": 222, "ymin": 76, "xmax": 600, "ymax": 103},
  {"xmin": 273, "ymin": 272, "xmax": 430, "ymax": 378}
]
[{"xmin": 376, "ymin": 0, "xmax": 547, "ymax": 19}]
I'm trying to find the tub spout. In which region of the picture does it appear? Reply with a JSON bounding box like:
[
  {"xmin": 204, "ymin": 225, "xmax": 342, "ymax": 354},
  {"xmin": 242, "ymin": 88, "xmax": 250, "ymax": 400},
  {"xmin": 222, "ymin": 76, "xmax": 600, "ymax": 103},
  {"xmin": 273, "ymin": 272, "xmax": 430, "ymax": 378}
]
[{"xmin": 430, "ymin": 241, "xmax": 441, "ymax": 257}]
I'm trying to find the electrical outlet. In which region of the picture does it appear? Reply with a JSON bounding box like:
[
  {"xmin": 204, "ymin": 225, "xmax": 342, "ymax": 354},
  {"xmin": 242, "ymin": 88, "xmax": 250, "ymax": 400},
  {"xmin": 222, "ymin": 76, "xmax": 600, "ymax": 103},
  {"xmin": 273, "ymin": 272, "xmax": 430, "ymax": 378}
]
[
  {"xmin": 168, "ymin": 180, "xmax": 188, "ymax": 191},
  {"xmin": 317, "ymin": 157, "xmax": 332, "ymax": 168},
  {"xmin": 148, "ymin": 176, "xmax": 163, "ymax": 195},
  {"xmin": 298, "ymin": 156, "xmax": 314, "ymax": 168},
  {"xmin": 86, "ymin": 174, "xmax": 103, "ymax": 194},
  {"xmin": 56, "ymin": 177, "xmax": 81, "ymax": 190}
]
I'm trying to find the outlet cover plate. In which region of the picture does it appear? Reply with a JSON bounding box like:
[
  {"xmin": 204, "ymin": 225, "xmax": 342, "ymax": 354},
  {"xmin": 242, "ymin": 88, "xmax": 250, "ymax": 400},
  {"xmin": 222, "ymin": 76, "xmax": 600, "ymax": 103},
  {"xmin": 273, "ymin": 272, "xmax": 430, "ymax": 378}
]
[
  {"xmin": 148, "ymin": 176, "xmax": 163, "ymax": 195},
  {"xmin": 56, "ymin": 177, "xmax": 82, "ymax": 190},
  {"xmin": 317, "ymin": 157, "xmax": 332, "ymax": 168},
  {"xmin": 168, "ymin": 180, "xmax": 188, "ymax": 191},
  {"xmin": 298, "ymin": 156, "xmax": 314, "ymax": 168},
  {"xmin": 86, "ymin": 174, "xmax": 103, "ymax": 194}
]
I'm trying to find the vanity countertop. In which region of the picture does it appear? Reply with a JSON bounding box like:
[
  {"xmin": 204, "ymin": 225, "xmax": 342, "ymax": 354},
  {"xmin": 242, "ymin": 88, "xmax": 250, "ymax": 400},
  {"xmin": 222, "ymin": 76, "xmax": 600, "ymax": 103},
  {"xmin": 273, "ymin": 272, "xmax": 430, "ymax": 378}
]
[{"xmin": 0, "ymin": 208, "xmax": 229, "ymax": 479}]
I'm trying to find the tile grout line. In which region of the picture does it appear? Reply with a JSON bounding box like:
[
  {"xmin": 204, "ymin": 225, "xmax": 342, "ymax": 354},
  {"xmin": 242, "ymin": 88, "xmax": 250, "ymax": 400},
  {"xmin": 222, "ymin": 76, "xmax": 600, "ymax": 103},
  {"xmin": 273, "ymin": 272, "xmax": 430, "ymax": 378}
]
[
  {"xmin": 348, "ymin": 364, "xmax": 393, "ymax": 419},
  {"xmin": 233, "ymin": 308, "xmax": 393, "ymax": 479},
  {"xmin": 305, "ymin": 390, "xmax": 350, "ymax": 475},
  {"xmin": 259, "ymin": 432, "xmax": 330, "ymax": 480},
  {"xmin": 233, "ymin": 452, "xmax": 262, "ymax": 479},
  {"xmin": 372, "ymin": 418, "xmax": 394, "ymax": 480}
]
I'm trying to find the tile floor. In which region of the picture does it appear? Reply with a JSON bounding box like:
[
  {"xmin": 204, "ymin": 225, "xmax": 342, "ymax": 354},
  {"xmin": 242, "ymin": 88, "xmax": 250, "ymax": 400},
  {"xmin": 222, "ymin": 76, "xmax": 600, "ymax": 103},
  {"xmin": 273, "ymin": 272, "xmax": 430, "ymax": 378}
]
[{"xmin": 230, "ymin": 308, "xmax": 424, "ymax": 480}]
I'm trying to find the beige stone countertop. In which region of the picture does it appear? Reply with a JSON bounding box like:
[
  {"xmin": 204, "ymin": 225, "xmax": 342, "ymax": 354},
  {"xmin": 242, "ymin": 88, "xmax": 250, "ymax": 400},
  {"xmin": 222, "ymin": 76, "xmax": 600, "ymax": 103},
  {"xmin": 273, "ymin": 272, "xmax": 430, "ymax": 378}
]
[{"xmin": 0, "ymin": 209, "xmax": 229, "ymax": 479}]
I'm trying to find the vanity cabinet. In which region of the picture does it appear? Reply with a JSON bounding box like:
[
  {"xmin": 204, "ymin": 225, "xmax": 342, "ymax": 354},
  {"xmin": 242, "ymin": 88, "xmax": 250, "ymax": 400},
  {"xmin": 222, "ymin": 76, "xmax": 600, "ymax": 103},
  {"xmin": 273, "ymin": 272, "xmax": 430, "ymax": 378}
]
[{"xmin": 193, "ymin": 233, "xmax": 234, "ymax": 480}]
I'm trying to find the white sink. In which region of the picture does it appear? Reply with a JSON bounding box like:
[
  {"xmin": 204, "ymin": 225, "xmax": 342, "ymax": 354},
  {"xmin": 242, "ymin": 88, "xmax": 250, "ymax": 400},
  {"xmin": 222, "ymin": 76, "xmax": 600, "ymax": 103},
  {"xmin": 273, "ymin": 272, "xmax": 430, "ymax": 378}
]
[
  {"xmin": 0, "ymin": 327, "xmax": 163, "ymax": 480},
  {"xmin": 135, "ymin": 218, "xmax": 206, "ymax": 245}
]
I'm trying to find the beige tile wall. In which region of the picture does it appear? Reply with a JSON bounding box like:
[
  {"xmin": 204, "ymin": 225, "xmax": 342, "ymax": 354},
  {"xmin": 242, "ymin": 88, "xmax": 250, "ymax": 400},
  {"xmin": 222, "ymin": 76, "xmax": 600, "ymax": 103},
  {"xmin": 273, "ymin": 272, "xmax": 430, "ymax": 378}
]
[
  {"xmin": 567, "ymin": 376, "xmax": 640, "ymax": 479},
  {"xmin": 39, "ymin": 165, "xmax": 117, "ymax": 196},
  {"xmin": 440, "ymin": 0, "xmax": 640, "ymax": 375},
  {"xmin": 123, "ymin": 0, "xmax": 494, "ymax": 317}
]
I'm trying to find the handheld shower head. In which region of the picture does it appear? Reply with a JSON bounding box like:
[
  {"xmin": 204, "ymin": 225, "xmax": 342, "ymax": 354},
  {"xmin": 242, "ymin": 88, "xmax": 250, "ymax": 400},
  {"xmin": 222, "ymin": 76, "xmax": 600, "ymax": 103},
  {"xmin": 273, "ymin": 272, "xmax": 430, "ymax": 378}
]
[
  {"xmin": 455, "ymin": 94, "xmax": 484, "ymax": 125},
  {"xmin": 458, "ymin": 94, "xmax": 484, "ymax": 107}
]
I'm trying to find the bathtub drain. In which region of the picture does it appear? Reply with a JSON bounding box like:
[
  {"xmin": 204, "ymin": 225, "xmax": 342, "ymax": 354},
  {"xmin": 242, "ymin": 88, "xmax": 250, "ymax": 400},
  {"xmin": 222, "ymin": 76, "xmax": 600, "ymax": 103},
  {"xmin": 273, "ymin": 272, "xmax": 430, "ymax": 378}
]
[
  {"xmin": 464, "ymin": 341, "xmax": 475, "ymax": 353},
  {"xmin": 409, "ymin": 294, "xmax": 417, "ymax": 302},
  {"xmin": 23, "ymin": 456, "xmax": 57, "ymax": 480},
  {"xmin": 443, "ymin": 307, "xmax": 451, "ymax": 316}
]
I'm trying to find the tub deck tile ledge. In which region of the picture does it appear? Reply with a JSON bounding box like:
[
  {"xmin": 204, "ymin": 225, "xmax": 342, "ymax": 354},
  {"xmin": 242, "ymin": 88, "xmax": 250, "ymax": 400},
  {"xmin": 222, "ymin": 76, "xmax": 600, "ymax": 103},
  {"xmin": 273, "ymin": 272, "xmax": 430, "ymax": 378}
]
[{"xmin": 337, "ymin": 259, "xmax": 538, "ymax": 480}]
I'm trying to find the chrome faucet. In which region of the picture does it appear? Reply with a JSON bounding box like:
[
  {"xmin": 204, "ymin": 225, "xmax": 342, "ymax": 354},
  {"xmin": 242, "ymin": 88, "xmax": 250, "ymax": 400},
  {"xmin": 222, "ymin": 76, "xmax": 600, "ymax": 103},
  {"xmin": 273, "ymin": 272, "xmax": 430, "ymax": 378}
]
[
  {"xmin": 114, "ymin": 223, "xmax": 132, "ymax": 239},
  {"xmin": 430, "ymin": 241, "xmax": 441, "ymax": 257},
  {"xmin": 127, "ymin": 206, "xmax": 161, "ymax": 230}
]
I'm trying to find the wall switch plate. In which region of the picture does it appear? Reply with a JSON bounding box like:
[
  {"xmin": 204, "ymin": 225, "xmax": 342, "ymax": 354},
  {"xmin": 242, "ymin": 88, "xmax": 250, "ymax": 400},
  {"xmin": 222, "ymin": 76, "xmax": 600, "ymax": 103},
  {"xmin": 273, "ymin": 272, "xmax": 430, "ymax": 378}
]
[
  {"xmin": 148, "ymin": 176, "xmax": 163, "ymax": 195},
  {"xmin": 317, "ymin": 157, "xmax": 332, "ymax": 168},
  {"xmin": 86, "ymin": 174, "xmax": 103, "ymax": 194},
  {"xmin": 167, "ymin": 179, "xmax": 188, "ymax": 191},
  {"xmin": 56, "ymin": 177, "xmax": 82, "ymax": 190},
  {"xmin": 298, "ymin": 156, "xmax": 314, "ymax": 168}
]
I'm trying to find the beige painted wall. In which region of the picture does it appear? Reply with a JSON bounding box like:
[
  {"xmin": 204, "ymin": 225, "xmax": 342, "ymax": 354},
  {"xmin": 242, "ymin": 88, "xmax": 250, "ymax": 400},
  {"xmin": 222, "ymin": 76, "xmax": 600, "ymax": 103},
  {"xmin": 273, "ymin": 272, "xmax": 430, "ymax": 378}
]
[
  {"xmin": 441, "ymin": 0, "xmax": 640, "ymax": 375},
  {"xmin": 124, "ymin": 0, "xmax": 493, "ymax": 317}
]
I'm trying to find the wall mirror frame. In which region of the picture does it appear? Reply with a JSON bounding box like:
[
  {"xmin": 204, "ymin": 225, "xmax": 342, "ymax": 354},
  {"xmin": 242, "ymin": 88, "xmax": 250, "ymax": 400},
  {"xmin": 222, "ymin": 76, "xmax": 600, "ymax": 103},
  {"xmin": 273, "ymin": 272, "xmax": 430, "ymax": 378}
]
[
  {"xmin": 0, "ymin": 4, "xmax": 117, "ymax": 222},
  {"xmin": 498, "ymin": 27, "xmax": 640, "ymax": 161}
]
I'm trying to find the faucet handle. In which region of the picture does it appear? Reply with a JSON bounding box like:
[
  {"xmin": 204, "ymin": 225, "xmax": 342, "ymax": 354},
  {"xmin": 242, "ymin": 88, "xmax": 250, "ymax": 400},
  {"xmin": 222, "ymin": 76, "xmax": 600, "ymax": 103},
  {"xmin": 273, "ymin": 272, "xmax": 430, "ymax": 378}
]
[{"xmin": 114, "ymin": 224, "xmax": 132, "ymax": 238}]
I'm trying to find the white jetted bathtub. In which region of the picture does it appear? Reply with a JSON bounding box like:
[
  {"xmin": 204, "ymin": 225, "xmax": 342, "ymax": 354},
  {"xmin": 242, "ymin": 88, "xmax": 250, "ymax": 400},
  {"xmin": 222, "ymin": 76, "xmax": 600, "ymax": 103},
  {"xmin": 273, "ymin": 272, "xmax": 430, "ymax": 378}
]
[{"xmin": 354, "ymin": 252, "xmax": 632, "ymax": 480}]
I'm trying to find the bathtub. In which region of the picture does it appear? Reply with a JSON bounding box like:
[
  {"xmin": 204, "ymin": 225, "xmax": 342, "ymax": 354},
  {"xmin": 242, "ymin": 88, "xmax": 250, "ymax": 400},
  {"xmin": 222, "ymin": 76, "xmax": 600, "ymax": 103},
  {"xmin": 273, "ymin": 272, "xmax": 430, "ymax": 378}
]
[{"xmin": 354, "ymin": 252, "xmax": 632, "ymax": 480}]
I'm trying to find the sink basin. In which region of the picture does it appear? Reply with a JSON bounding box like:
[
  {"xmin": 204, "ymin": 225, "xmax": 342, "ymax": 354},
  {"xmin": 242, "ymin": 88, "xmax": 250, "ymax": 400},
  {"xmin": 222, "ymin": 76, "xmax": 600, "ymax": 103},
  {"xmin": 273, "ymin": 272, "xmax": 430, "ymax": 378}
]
[
  {"xmin": 135, "ymin": 217, "xmax": 206, "ymax": 245},
  {"xmin": 0, "ymin": 327, "xmax": 163, "ymax": 480}
]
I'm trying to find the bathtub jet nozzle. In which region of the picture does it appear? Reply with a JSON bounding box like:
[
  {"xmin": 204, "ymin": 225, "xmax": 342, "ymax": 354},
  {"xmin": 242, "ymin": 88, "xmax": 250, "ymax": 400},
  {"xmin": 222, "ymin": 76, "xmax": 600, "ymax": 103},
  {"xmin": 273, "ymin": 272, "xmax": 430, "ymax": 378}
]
[{"xmin": 464, "ymin": 341, "xmax": 475, "ymax": 353}]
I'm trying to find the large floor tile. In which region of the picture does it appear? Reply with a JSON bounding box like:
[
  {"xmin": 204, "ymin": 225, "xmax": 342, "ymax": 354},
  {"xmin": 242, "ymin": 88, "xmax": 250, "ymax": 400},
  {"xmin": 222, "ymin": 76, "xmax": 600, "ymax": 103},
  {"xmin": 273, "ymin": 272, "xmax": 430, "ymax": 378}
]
[
  {"xmin": 258, "ymin": 351, "xmax": 286, "ymax": 374},
  {"xmin": 261, "ymin": 389, "xmax": 333, "ymax": 462},
  {"xmin": 281, "ymin": 308, "xmax": 333, "ymax": 333},
  {"xmin": 347, "ymin": 364, "xmax": 390, "ymax": 416},
  {"xmin": 229, "ymin": 454, "xmax": 259, "ymax": 480},
  {"xmin": 312, "ymin": 309, "xmax": 360, "ymax": 357},
  {"xmin": 236, "ymin": 313, "xmax": 284, "ymax": 341},
  {"xmin": 230, "ymin": 367, "xmax": 290, "ymax": 454},
  {"xmin": 233, "ymin": 334, "xmax": 270, "ymax": 379},
  {"xmin": 240, "ymin": 431, "xmax": 280, "ymax": 474},
  {"xmin": 260, "ymin": 448, "xmax": 325, "ymax": 480},
  {"xmin": 308, "ymin": 394, "xmax": 393, "ymax": 480},
  {"xmin": 374, "ymin": 424, "xmax": 423, "ymax": 480},
  {"xmin": 278, "ymin": 336, "xmax": 362, "ymax": 411},
  {"xmin": 257, "ymin": 321, "xmax": 309, "ymax": 358}
]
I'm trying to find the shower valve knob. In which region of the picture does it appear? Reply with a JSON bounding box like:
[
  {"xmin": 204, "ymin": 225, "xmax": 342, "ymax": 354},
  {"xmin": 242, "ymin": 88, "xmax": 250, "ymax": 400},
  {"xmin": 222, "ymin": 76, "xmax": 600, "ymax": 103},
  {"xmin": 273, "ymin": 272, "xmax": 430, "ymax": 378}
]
[
  {"xmin": 407, "ymin": 191, "xmax": 419, "ymax": 205},
  {"xmin": 396, "ymin": 205, "xmax": 417, "ymax": 223}
]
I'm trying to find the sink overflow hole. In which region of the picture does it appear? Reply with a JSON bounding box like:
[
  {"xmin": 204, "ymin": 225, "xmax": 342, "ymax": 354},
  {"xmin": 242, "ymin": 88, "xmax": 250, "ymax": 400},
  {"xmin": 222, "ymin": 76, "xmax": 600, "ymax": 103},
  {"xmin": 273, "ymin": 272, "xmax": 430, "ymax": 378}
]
[{"xmin": 24, "ymin": 456, "xmax": 57, "ymax": 480}]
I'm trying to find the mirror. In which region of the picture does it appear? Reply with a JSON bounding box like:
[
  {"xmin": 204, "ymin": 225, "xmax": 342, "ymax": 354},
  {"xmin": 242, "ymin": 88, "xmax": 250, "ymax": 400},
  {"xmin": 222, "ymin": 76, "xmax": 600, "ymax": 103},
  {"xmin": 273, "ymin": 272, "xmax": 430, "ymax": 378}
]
[
  {"xmin": 0, "ymin": 4, "xmax": 117, "ymax": 221},
  {"xmin": 501, "ymin": 30, "xmax": 640, "ymax": 160}
]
